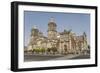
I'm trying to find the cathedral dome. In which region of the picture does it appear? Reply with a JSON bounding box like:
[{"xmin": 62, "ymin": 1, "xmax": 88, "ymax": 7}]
[{"xmin": 48, "ymin": 17, "xmax": 56, "ymax": 26}]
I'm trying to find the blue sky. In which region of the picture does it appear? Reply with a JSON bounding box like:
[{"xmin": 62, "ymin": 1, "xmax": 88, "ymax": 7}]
[{"xmin": 24, "ymin": 11, "xmax": 90, "ymax": 46}]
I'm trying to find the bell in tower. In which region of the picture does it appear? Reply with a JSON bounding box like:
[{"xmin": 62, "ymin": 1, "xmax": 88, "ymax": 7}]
[{"xmin": 47, "ymin": 17, "xmax": 57, "ymax": 39}]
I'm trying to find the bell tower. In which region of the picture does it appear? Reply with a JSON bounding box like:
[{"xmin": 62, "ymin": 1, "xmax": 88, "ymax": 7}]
[{"xmin": 47, "ymin": 17, "xmax": 57, "ymax": 39}]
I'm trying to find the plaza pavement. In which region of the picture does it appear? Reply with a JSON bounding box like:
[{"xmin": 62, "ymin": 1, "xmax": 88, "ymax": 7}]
[{"xmin": 24, "ymin": 53, "xmax": 90, "ymax": 62}]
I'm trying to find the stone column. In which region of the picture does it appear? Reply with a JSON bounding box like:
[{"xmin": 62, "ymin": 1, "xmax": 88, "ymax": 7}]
[{"xmin": 69, "ymin": 38, "xmax": 71, "ymax": 52}]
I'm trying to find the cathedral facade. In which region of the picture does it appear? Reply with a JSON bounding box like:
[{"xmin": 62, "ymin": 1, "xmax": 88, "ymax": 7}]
[{"xmin": 27, "ymin": 17, "xmax": 89, "ymax": 55}]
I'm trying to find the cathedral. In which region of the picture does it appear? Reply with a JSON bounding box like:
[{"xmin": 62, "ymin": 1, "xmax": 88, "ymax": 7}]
[{"xmin": 26, "ymin": 17, "xmax": 89, "ymax": 55}]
